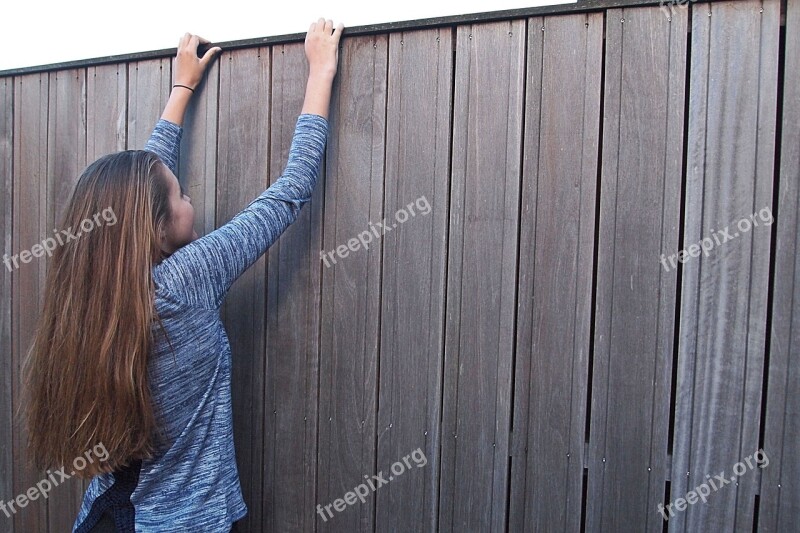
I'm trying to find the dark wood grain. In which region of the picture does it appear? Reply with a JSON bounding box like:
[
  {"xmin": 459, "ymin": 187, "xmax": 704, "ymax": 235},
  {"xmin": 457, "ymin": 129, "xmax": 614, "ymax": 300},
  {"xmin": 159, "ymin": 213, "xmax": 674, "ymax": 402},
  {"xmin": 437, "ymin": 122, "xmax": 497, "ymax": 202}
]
[
  {"xmin": 585, "ymin": 6, "xmax": 687, "ymax": 533},
  {"xmin": 0, "ymin": 2, "xmax": 796, "ymax": 530},
  {"xmin": 126, "ymin": 58, "xmax": 171, "ymax": 150},
  {"xmin": 316, "ymin": 33, "xmax": 387, "ymax": 533},
  {"xmin": 262, "ymin": 41, "xmax": 324, "ymax": 533},
  {"xmin": 87, "ymin": 64, "xmax": 126, "ymax": 157},
  {"xmin": 760, "ymin": 0, "xmax": 800, "ymax": 530},
  {"xmin": 671, "ymin": 0, "xmax": 780, "ymax": 530},
  {"xmin": 439, "ymin": 19, "xmax": 525, "ymax": 533},
  {"xmin": 12, "ymin": 72, "xmax": 49, "ymax": 533},
  {"xmin": 0, "ymin": 75, "xmax": 13, "ymax": 533},
  {"xmin": 510, "ymin": 12, "xmax": 603, "ymax": 533},
  {"xmin": 216, "ymin": 47, "xmax": 270, "ymax": 533},
  {"xmin": 374, "ymin": 27, "xmax": 452, "ymax": 533}
]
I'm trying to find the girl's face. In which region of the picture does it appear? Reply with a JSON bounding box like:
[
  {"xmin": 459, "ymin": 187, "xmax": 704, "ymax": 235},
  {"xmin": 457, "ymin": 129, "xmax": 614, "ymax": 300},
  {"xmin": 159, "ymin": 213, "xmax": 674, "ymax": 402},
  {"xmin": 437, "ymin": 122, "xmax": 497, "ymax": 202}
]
[{"xmin": 159, "ymin": 166, "xmax": 197, "ymax": 255}]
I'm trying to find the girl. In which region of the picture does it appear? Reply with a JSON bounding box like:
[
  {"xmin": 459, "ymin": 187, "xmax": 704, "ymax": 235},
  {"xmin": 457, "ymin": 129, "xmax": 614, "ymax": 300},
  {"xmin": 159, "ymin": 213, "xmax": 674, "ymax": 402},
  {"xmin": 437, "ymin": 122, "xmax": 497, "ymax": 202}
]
[{"xmin": 21, "ymin": 18, "xmax": 343, "ymax": 533}]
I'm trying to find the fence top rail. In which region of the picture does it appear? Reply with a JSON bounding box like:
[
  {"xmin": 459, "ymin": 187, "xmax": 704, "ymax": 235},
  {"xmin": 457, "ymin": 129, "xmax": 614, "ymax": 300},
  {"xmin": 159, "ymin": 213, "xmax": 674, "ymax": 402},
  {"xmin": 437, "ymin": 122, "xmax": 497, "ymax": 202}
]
[{"xmin": 0, "ymin": 0, "xmax": 683, "ymax": 77}]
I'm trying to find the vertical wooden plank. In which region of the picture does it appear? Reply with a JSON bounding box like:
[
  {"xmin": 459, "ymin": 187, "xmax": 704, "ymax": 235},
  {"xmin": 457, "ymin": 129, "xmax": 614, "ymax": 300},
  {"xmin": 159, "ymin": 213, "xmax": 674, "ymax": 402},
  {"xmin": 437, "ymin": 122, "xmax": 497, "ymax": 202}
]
[
  {"xmin": 87, "ymin": 64, "xmax": 126, "ymax": 157},
  {"xmin": 216, "ymin": 47, "xmax": 270, "ymax": 533},
  {"xmin": 316, "ymin": 34, "xmax": 386, "ymax": 533},
  {"xmin": 374, "ymin": 27, "xmax": 452, "ymax": 532},
  {"xmin": 0, "ymin": 76, "xmax": 14, "ymax": 533},
  {"xmin": 586, "ymin": 7, "xmax": 686, "ymax": 533},
  {"xmin": 510, "ymin": 12, "xmax": 602, "ymax": 533},
  {"xmin": 439, "ymin": 20, "xmax": 524, "ymax": 532},
  {"xmin": 12, "ymin": 72, "xmax": 48, "ymax": 533},
  {"xmin": 262, "ymin": 41, "xmax": 325, "ymax": 533},
  {"xmin": 44, "ymin": 67, "xmax": 87, "ymax": 532},
  {"xmin": 127, "ymin": 58, "xmax": 171, "ymax": 150},
  {"xmin": 180, "ymin": 59, "xmax": 218, "ymax": 237},
  {"xmin": 47, "ymin": 68, "xmax": 86, "ymax": 234},
  {"xmin": 761, "ymin": 0, "xmax": 800, "ymax": 529},
  {"xmin": 671, "ymin": 0, "xmax": 780, "ymax": 530}
]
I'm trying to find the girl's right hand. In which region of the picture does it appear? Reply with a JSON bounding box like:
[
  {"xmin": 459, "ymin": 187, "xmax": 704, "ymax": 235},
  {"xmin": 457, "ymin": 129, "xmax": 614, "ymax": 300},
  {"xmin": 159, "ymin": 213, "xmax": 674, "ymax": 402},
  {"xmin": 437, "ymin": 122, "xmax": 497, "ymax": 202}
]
[
  {"xmin": 174, "ymin": 33, "xmax": 222, "ymax": 90},
  {"xmin": 305, "ymin": 18, "xmax": 344, "ymax": 78}
]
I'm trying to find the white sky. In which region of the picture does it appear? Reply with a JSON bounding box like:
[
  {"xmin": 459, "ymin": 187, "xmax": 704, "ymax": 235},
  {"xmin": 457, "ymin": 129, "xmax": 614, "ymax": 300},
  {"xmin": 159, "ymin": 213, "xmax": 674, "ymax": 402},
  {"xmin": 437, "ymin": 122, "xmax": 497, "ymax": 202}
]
[{"xmin": 0, "ymin": 0, "xmax": 574, "ymax": 71}]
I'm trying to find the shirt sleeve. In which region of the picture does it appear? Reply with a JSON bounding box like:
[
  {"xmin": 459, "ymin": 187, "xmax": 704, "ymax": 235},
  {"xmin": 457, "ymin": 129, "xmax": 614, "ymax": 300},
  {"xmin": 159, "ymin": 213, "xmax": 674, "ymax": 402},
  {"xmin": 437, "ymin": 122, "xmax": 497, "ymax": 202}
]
[
  {"xmin": 154, "ymin": 113, "xmax": 329, "ymax": 310},
  {"xmin": 144, "ymin": 119, "xmax": 183, "ymax": 175}
]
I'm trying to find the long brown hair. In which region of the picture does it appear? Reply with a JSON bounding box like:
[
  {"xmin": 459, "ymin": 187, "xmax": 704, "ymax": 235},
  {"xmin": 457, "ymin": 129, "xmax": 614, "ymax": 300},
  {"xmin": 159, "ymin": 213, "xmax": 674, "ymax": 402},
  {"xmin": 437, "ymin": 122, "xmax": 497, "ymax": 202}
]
[{"xmin": 21, "ymin": 150, "xmax": 173, "ymax": 478}]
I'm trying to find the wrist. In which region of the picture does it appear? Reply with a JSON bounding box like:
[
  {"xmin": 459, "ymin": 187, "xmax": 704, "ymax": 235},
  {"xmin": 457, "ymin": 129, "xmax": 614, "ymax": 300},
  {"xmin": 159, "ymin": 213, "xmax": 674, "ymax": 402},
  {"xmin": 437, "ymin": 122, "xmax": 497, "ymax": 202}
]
[
  {"xmin": 308, "ymin": 68, "xmax": 336, "ymax": 83},
  {"xmin": 161, "ymin": 87, "xmax": 192, "ymax": 127},
  {"xmin": 172, "ymin": 84, "xmax": 195, "ymax": 96}
]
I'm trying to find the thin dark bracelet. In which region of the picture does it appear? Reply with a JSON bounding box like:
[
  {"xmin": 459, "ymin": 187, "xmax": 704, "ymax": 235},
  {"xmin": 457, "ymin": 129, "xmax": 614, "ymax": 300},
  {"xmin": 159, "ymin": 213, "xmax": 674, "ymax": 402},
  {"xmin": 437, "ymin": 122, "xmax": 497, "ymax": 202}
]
[{"xmin": 173, "ymin": 84, "xmax": 195, "ymax": 93}]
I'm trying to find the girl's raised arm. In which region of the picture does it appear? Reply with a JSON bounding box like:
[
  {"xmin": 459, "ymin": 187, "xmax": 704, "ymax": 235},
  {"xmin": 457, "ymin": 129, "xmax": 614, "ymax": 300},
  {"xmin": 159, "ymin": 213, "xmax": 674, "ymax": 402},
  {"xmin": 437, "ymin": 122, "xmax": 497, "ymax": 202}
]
[
  {"xmin": 144, "ymin": 33, "xmax": 221, "ymax": 173},
  {"xmin": 160, "ymin": 33, "xmax": 221, "ymax": 127},
  {"xmin": 154, "ymin": 19, "xmax": 344, "ymax": 310}
]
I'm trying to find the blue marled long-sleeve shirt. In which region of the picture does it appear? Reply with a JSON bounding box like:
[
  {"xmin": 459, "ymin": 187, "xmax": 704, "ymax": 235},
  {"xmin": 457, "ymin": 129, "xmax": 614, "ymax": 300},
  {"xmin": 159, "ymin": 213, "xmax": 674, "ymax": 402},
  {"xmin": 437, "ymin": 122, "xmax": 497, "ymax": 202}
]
[{"xmin": 72, "ymin": 113, "xmax": 328, "ymax": 533}]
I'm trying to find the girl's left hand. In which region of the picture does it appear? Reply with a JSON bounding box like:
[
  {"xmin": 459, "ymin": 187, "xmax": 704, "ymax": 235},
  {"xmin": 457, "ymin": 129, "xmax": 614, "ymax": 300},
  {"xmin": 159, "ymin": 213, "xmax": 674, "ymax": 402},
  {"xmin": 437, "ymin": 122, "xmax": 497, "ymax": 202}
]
[{"xmin": 174, "ymin": 33, "xmax": 222, "ymax": 91}]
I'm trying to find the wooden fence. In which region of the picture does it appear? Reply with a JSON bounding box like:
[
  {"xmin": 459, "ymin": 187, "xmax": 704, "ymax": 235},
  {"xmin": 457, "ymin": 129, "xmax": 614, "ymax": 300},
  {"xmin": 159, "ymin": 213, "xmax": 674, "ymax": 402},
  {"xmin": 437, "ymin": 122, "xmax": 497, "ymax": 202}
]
[{"xmin": 1, "ymin": 0, "xmax": 798, "ymax": 531}]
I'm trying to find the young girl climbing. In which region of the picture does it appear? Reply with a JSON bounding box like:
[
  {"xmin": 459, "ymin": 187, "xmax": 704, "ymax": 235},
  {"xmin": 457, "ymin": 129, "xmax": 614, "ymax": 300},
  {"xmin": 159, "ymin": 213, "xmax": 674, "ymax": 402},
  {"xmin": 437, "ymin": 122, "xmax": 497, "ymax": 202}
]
[{"xmin": 21, "ymin": 17, "xmax": 344, "ymax": 533}]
